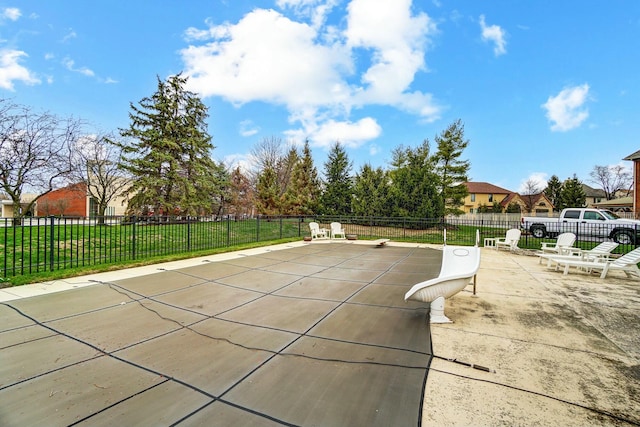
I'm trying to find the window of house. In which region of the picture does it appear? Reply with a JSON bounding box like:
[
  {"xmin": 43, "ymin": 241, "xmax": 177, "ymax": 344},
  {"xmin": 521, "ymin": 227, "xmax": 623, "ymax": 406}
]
[
  {"xmin": 470, "ymin": 194, "xmax": 476, "ymax": 202},
  {"xmin": 488, "ymin": 194, "xmax": 493, "ymax": 202}
]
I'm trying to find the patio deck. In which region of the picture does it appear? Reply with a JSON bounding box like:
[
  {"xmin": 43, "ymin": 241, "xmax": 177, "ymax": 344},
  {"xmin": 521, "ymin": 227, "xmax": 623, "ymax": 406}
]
[{"xmin": 1, "ymin": 240, "xmax": 639, "ymax": 426}]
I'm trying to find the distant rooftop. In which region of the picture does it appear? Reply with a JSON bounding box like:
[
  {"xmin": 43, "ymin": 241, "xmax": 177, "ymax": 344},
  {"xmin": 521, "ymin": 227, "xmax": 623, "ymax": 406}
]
[
  {"xmin": 623, "ymin": 149, "xmax": 640, "ymax": 161},
  {"xmin": 464, "ymin": 182, "xmax": 512, "ymax": 194}
]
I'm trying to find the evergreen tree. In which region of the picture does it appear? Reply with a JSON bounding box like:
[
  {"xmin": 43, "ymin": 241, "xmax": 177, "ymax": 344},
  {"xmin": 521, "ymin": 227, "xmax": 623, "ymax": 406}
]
[
  {"xmin": 228, "ymin": 166, "xmax": 254, "ymax": 218},
  {"xmin": 277, "ymin": 146, "xmax": 300, "ymax": 213},
  {"xmin": 283, "ymin": 140, "xmax": 321, "ymax": 215},
  {"xmin": 352, "ymin": 164, "xmax": 390, "ymax": 217},
  {"xmin": 255, "ymin": 166, "xmax": 280, "ymax": 215},
  {"xmin": 388, "ymin": 141, "xmax": 443, "ymax": 218},
  {"xmin": 117, "ymin": 73, "xmax": 219, "ymax": 215},
  {"xmin": 320, "ymin": 142, "xmax": 353, "ymax": 215},
  {"xmin": 560, "ymin": 174, "xmax": 586, "ymax": 208},
  {"xmin": 505, "ymin": 202, "xmax": 521, "ymax": 213},
  {"xmin": 207, "ymin": 161, "xmax": 230, "ymax": 218},
  {"xmin": 544, "ymin": 175, "xmax": 563, "ymax": 211},
  {"xmin": 434, "ymin": 119, "xmax": 470, "ymax": 216}
]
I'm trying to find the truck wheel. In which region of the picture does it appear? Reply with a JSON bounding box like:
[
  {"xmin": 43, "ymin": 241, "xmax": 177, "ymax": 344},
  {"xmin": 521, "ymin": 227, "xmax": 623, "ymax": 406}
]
[
  {"xmin": 530, "ymin": 225, "xmax": 546, "ymax": 238},
  {"xmin": 612, "ymin": 230, "xmax": 634, "ymax": 245}
]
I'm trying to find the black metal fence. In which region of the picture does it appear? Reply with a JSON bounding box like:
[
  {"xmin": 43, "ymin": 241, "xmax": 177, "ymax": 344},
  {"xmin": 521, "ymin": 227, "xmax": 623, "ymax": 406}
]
[{"xmin": 1, "ymin": 215, "xmax": 636, "ymax": 279}]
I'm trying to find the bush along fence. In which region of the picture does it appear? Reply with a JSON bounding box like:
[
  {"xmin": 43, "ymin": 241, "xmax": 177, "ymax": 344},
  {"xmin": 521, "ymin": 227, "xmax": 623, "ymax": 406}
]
[{"xmin": 1, "ymin": 215, "xmax": 636, "ymax": 279}]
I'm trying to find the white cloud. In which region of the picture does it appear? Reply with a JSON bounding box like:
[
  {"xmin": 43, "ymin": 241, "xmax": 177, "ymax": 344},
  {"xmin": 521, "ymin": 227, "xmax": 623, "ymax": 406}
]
[
  {"xmin": 61, "ymin": 29, "xmax": 77, "ymax": 43},
  {"xmin": 345, "ymin": 0, "xmax": 438, "ymax": 115},
  {"xmin": 239, "ymin": 119, "xmax": 259, "ymax": 137},
  {"xmin": 181, "ymin": 1, "xmax": 440, "ymax": 149},
  {"xmin": 62, "ymin": 57, "xmax": 95, "ymax": 77},
  {"xmin": 2, "ymin": 7, "xmax": 21, "ymax": 21},
  {"xmin": 542, "ymin": 84, "xmax": 590, "ymax": 132},
  {"xmin": 518, "ymin": 172, "xmax": 548, "ymax": 194},
  {"xmin": 223, "ymin": 153, "xmax": 256, "ymax": 174},
  {"xmin": 0, "ymin": 49, "xmax": 40, "ymax": 90},
  {"xmin": 285, "ymin": 117, "xmax": 382, "ymax": 149},
  {"xmin": 276, "ymin": 0, "xmax": 339, "ymax": 29},
  {"xmin": 479, "ymin": 15, "xmax": 507, "ymax": 56}
]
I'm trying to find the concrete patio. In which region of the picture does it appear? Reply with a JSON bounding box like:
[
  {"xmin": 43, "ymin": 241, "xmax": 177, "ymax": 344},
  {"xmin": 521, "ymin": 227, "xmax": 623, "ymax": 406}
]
[{"xmin": 1, "ymin": 240, "xmax": 639, "ymax": 426}]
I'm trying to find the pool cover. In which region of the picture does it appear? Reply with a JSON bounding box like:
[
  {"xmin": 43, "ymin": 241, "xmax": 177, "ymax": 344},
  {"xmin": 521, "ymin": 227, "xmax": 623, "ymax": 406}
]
[{"xmin": 0, "ymin": 243, "xmax": 441, "ymax": 426}]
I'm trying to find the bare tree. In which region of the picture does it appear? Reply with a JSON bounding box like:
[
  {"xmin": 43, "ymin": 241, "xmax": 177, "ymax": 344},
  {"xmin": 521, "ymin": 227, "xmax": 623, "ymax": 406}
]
[
  {"xmin": 250, "ymin": 136, "xmax": 300, "ymax": 214},
  {"xmin": 521, "ymin": 179, "xmax": 541, "ymax": 213},
  {"xmin": 0, "ymin": 100, "xmax": 81, "ymax": 225},
  {"xmin": 589, "ymin": 164, "xmax": 632, "ymax": 200},
  {"xmin": 70, "ymin": 133, "xmax": 130, "ymax": 223}
]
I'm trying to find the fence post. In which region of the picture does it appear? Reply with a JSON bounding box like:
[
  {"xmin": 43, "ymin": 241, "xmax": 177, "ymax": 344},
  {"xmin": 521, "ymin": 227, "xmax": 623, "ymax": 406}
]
[
  {"xmin": 49, "ymin": 216, "xmax": 55, "ymax": 271},
  {"xmin": 187, "ymin": 220, "xmax": 191, "ymax": 252},
  {"xmin": 256, "ymin": 216, "xmax": 260, "ymax": 242},
  {"xmin": 131, "ymin": 216, "xmax": 137, "ymax": 260},
  {"xmin": 226, "ymin": 216, "xmax": 231, "ymax": 247}
]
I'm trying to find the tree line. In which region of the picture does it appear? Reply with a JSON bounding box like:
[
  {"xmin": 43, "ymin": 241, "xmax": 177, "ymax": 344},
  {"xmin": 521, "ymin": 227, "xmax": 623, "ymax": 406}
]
[{"xmin": 1, "ymin": 74, "xmax": 473, "ymax": 225}]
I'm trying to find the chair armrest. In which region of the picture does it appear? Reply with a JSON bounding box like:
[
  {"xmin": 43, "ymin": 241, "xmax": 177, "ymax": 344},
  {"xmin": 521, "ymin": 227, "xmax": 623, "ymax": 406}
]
[{"xmin": 562, "ymin": 247, "xmax": 583, "ymax": 256}]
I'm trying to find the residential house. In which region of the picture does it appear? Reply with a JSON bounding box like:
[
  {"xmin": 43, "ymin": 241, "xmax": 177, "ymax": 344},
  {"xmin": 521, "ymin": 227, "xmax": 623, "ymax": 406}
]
[
  {"xmin": 0, "ymin": 194, "xmax": 37, "ymax": 219},
  {"xmin": 463, "ymin": 182, "xmax": 513, "ymax": 213},
  {"xmin": 623, "ymin": 149, "xmax": 640, "ymax": 218},
  {"xmin": 500, "ymin": 192, "xmax": 554, "ymax": 216},
  {"xmin": 581, "ymin": 184, "xmax": 607, "ymax": 208},
  {"xmin": 36, "ymin": 182, "xmax": 128, "ymax": 217},
  {"xmin": 463, "ymin": 182, "xmax": 554, "ymax": 215},
  {"xmin": 592, "ymin": 196, "xmax": 633, "ymax": 213}
]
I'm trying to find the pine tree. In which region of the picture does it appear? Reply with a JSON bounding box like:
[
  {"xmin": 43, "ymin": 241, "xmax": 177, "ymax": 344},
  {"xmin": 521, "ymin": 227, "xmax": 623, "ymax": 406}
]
[
  {"xmin": 320, "ymin": 142, "xmax": 353, "ymax": 215},
  {"xmin": 434, "ymin": 119, "xmax": 470, "ymax": 216},
  {"xmin": 228, "ymin": 166, "xmax": 254, "ymax": 218},
  {"xmin": 283, "ymin": 140, "xmax": 321, "ymax": 215},
  {"xmin": 560, "ymin": 174, "xmax": 586, "ymax": 208},
  {"xmin": 255, "ymin": 166, "xmax": 280, "ymax": 215},
  {"xmin": 117, "ymin": 73, "xmax": 219, "ymax": 215},
  {"xmin": 352, "ymin": 164, "xmax": 391, "ymax": 217},
  {"xmin": 388, "ymin": 141, "xmax": 443, "ymax": 218},
  {"xmin": 544, "ymin": 175, "xmax": 563, "ymax": 211}
]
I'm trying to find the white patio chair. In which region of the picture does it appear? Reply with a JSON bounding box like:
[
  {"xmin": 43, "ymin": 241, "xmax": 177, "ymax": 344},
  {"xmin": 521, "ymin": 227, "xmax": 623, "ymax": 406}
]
[
  {"xmin": 539, "ymin": 232, "xmax": 576, "ymax": 257},
  {"xmin": 330, "ymin": 222, "xmax": 346, "ymax": 239},
  {"xmin": 538, "ymin": 241, "xmax": 619, "ymax": 267},
  {"xmin": 553, "ymin": 247, "xmax": 640, "ymax": 279},
  {"xmin": 495, "ymin": 229, "xmax": 521, "ymax": 252},
  {"xmin": 309, "ymin": 222, "xmax": 328, "ymax": 240}
]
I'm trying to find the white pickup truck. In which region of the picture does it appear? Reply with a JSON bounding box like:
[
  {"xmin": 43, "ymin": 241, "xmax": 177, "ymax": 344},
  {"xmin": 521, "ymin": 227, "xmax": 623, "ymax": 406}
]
[{"xmin": 521, "ymin": 208, "xmax": 640, "ymax": 245}]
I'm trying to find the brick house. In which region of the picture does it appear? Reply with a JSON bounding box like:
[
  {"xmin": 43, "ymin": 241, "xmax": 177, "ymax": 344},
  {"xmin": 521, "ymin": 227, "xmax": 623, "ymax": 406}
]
[
  {"xmin": 623, "ymin": 149, "xmax": 640, "ymax": 218},
  {"xmin": 35, "ymin": 182, "xmax": 128, "ymax": 217}
]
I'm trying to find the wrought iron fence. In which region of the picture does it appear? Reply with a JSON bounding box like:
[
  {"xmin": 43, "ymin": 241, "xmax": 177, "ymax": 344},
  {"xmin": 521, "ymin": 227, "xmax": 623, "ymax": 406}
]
[{"xmin": 0, "ymin": 215, "xmax": 636, "ymax": 279}]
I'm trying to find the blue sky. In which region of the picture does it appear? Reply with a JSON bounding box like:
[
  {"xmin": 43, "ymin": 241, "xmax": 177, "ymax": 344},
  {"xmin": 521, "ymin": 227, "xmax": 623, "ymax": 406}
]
[{"xmin": 1, "ymin": 0, "xmax": 639, "ymax": 193}]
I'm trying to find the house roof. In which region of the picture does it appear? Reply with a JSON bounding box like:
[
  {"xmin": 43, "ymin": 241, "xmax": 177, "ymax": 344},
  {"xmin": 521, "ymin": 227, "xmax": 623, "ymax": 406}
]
[
  {"xmin": 623, "ymin": 149, "xmax": 640, "ymax": 161},
  {"xmin": 501, "ymin": 192, "xmax": 552, "ymax": 208},
  {"xmin": 592, "ymin": 196, "xmax": 633, "ymax": 208},
  {"xmin": 465, "ymin": 182, "xmax": 512, "ymax": 194},
  {"xmin": 581, "ymin": 183, "xmax": 607, "ymax": 198}
]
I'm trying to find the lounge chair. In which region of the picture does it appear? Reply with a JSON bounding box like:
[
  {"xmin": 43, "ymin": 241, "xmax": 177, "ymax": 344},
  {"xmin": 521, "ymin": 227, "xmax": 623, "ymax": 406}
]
[
  {"xmin": 405, "ymin": 231, "xmax": 482, "ymax": 323},
  {"xmin": 552, "ymin": 247, "xmax": 640, "ymax": 279},
  {"xmin": 330, "ymin": 222, "xmax": 346, "ymax": 239},
  {"xmin": 538, "ymin": 241, "xmax": 619, "ymax": 268},
  {"xmin": 494, "ymin": 229, "xmax": 521, "ymax": 251},
  {"xmin": 539, "ymin": 232, "xmax": 576, "ymax": 258},
  {"xmin": 309, "ymin": 222, "xmax": 328, "ymax": 240}
]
